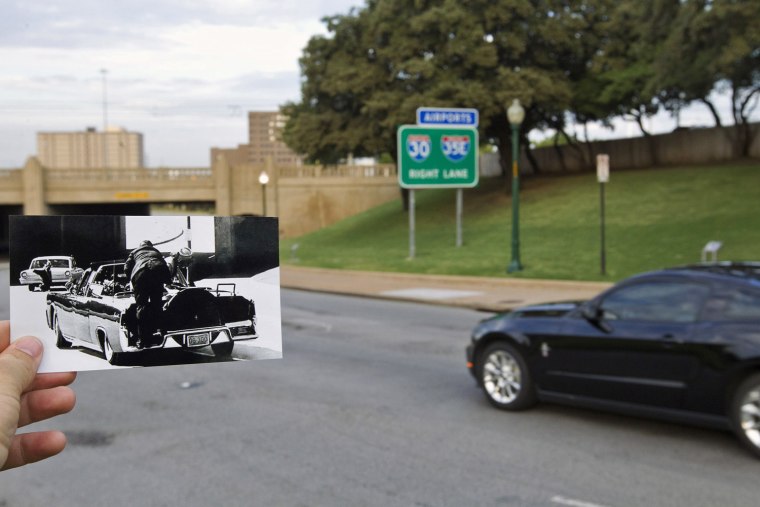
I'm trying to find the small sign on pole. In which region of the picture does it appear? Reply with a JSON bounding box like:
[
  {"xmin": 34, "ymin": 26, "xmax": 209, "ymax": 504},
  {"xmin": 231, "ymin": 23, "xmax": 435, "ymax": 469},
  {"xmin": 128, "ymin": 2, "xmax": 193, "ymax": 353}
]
[
  {"xmin": 596, "ymin": 154, "xmax": 609, "ymax": 275},
  {"xmin": 596, "ymin": 154, "xmax": 610, "ymax": 183}
]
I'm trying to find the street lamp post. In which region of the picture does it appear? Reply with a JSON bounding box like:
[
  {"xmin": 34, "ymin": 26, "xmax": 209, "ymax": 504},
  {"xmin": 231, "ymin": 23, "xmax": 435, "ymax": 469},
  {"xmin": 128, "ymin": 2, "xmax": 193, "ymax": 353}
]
[
  {"xmin": 507, "ymin": 99, "xmax": 525, "ymax": 273},
  {"xmin": 259, "ymin": 171, "xmax": 269, "ymax": 216}
]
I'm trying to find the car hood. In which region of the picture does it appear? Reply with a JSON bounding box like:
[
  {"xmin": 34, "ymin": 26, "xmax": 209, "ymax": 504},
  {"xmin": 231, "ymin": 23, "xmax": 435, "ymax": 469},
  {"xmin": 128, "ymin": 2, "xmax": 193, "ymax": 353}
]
[{"xmin": 477, "ymin": 300, "xmax": 586, "ymax": 327}]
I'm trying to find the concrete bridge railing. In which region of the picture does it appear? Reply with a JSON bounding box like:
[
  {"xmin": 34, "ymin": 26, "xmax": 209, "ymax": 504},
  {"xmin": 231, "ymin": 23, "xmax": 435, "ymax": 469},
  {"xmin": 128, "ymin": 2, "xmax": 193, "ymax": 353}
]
[{"xmin": 0, "ymin": 157, "xmax": 401, "ymax": 238}]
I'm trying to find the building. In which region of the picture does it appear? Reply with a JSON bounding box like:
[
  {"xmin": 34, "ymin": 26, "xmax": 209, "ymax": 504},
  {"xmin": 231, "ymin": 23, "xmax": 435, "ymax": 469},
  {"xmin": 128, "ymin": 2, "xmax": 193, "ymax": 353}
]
[
  {"xmin": 212, "ymin": 112, "xmax": 303, "ymax": 167},
  {"xmin": 247, "ymin": 112, "xmax": 303, "ymax": 166},
  {"xmin": 37, "ymin": 127, "xmax": 144, "ymax": 169}
]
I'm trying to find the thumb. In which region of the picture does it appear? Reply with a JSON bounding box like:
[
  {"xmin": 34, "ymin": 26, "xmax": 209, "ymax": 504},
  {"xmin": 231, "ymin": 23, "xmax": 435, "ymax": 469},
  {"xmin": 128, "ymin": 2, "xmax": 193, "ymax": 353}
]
[
  {"xmin": 0, "ymin": 336, "xmax": 44, "ymax": 468},
  {"xmin": 0, "ymin": 336, "xmax": 43, "ymax": 401}
]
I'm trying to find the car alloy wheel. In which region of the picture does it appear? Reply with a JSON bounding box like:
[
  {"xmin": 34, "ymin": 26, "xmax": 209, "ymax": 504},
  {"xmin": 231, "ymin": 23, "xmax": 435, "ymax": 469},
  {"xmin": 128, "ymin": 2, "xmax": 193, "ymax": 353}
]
[
  {"xmin": 478, "ymin": 342, "xmax": 536, "ymax": 411},
  {"xmin": 484, "ymin": 350, "xmax": 521, "ymax": 404},
  {"xmin": 733, "ymin": 374, "xmax": 760, "ymax": 458}
]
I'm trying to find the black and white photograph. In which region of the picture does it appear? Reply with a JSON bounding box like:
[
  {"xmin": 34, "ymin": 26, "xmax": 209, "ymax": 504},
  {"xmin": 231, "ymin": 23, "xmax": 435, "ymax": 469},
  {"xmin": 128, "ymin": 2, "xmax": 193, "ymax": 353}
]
[{"xmin": 9, "ymin": 215, "xmax": 282, "ymax": 373}]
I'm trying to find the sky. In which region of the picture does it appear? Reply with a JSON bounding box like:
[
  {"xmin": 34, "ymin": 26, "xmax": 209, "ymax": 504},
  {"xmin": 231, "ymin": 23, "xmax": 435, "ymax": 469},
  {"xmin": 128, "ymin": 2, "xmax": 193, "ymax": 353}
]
[
  {"xmin": 125, "ymin": 216, "xmax": 214, "ymax": 252},
  {"xmin": 0, "ymin": 1, "xmax": 754, "ymax": 168},
  {"xmin": 0, "ymin": 0, "xmax": 359, "ymax": 168}
]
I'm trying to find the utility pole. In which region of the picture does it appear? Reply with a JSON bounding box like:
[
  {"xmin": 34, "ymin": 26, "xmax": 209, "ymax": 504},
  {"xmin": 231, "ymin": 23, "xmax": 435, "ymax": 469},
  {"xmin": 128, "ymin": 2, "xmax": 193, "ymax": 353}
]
[{"xmin": 101, "ymin": 68, "xmax": 109, "ymax": 168}]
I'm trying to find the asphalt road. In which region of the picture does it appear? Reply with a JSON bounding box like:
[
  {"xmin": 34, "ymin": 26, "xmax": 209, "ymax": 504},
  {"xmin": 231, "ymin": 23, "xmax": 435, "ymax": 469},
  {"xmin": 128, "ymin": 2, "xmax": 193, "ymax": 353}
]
[{"xmin": 1, "ymin": 266, "xmax": 760, "ymax": 506}]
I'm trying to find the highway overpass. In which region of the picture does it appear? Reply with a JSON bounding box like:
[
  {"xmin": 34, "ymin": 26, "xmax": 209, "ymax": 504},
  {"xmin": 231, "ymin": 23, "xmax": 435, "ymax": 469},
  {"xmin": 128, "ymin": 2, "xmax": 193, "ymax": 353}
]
[{"xmin": 0, "ymin": 156, "xmax": 399, "ymax": 250}]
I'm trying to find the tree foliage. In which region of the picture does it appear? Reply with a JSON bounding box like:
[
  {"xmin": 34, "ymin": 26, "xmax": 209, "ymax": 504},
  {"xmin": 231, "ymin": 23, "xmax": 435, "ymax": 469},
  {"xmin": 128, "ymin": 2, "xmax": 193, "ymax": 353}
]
[
  {"xmin": 282, "ymin": 0, "xmax": 760, "ymax": 170},
  {"xmin": 651, "ymin": 0, "xmax": 760, "ymax": 155}
]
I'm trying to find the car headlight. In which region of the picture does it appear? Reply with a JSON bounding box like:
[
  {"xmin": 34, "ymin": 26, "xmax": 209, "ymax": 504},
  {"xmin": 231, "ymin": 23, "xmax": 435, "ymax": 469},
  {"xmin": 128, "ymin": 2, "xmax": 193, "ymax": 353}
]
[
  {"xmin": 65, "ymin": 271, "xmax": 71, "ymax": 277},
  {"xmin": 21, "ymin": 272, "xmax": 27, "ymax": 278}
]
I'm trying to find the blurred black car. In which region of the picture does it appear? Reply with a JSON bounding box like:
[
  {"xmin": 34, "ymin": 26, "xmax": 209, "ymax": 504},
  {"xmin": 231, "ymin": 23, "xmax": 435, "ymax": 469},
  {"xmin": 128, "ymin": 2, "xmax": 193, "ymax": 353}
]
[{"xmin": 466, "ymin": 263, "xmax": 760, "ymax": 457}]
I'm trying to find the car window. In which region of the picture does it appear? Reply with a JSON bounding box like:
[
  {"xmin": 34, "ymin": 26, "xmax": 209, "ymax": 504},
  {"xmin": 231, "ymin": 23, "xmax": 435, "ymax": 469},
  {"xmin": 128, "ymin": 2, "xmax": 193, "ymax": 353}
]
[
  {"xmin": 703, "ymin": 289, "xmax": 760, "ymax": 322},
  {"xmin": 600, "ymin": 281, "xmax": 710, "ymax": 323},
  {"xmin": 50, "ymin": 259, "xmax": 69, "ymax": 268}
]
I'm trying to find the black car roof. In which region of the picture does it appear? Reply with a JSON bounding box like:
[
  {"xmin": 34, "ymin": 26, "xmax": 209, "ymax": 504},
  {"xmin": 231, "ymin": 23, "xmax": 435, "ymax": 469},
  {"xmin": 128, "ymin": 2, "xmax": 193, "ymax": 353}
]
[{"xmin": 638, "ymin": 262, "xmax": 760, "ymax": 285}]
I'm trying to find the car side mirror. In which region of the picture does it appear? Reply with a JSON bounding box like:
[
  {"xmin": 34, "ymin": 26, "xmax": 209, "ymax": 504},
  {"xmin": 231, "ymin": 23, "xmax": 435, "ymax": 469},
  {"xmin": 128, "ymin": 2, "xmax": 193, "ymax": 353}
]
[
  {"xmin": 581, "ymin": 304, "xmax": 613, "ymax": 333},
  {"xmin": 581, "ymin": 305, "xmax": 600, "ymax": 321}
]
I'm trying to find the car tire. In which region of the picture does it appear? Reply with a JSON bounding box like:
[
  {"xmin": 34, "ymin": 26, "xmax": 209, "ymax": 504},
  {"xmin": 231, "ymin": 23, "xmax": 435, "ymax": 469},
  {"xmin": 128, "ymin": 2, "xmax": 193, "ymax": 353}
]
[
  {"xmin": 101, "ymin": 336, "xmax": 124, "ymax": 366},
  {"xmin": 54, "ymin": 315, "xmax": 72, "ymax": 349},
  {"xmin": 730, "ymin": 373, "xmax": 760, "ymax": 458},
  {"xmin": 211, "ymin": 340, "xmax": 234, "ymax": 358},
  {"xmin": 477, "ymin": 341, "xmax": 536, "ymax": 411},
  {"xmin": 28, "ymin": 284, "xmax": 36, "ymax": 292}
]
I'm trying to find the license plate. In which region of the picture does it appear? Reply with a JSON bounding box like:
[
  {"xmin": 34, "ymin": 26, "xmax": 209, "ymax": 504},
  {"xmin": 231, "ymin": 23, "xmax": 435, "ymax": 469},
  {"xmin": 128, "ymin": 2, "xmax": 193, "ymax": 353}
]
[{"xmin": 187, "ymin": 332, "xmax": 210, "ymax": 347}]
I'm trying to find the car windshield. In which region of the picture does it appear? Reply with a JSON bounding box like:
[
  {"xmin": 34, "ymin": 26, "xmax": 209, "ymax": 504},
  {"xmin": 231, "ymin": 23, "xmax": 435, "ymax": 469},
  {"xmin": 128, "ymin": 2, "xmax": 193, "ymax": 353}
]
[
  {"xmin": 93, "ymin": 264, "xmax": 124, "ymax": 284},
  {"xmin": 31, "ymin": 258, "xmax": 70, "ymax": 268},
  {"xmin": 89, "ymin": 264, "xmax": 130, "ymax": 296}
]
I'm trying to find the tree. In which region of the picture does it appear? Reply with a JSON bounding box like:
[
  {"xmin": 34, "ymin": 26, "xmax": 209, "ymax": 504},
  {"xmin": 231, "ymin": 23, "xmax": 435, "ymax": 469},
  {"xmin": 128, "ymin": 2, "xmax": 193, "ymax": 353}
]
[
  {"xmin": 652, "ymin": 0, "xmax": 760, "ymax": 156},
  {"xmin": 283, "ymin": 0, "xmax": 614, "ymax": 177}
]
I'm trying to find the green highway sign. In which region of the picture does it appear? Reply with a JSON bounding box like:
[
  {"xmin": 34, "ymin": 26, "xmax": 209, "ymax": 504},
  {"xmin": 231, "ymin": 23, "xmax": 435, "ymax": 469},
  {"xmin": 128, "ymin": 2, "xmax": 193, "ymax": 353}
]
[{"xmin": 397, "ymin": 125, "xmax": 479, "ymax": 189}]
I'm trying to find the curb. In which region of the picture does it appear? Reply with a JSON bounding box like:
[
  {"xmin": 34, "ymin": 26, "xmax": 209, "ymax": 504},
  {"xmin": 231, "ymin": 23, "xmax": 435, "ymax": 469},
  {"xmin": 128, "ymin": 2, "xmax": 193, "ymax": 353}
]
[{"xmin": 280, "ymin": 265, "xmax": 612, "ymax": 313}]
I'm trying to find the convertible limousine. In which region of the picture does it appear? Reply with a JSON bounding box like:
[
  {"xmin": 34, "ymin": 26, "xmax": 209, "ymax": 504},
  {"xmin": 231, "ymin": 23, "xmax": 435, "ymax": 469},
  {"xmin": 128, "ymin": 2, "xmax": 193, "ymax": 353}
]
[{"xmin": 46, "ymin": 260, "xmax": 257, "ymax": 365}]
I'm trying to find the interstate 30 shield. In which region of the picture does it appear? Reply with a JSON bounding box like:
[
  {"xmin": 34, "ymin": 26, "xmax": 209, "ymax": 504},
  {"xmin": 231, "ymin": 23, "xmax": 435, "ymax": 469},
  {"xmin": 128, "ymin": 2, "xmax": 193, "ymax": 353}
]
[
  {"xmin": 406, "ymin": 134, "xmax": 432, "ymax": 163},
  {"xmin": 441, "ymin": 135, "xmax": 470, "ymax": 163}
]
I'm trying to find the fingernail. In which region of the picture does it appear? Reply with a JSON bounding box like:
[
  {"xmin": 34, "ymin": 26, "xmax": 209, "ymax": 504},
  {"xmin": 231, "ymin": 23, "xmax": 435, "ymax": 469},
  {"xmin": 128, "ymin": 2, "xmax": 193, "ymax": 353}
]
[{"xmin": 14, "ymin": 336, "xmax": 43, "ymax": 358}]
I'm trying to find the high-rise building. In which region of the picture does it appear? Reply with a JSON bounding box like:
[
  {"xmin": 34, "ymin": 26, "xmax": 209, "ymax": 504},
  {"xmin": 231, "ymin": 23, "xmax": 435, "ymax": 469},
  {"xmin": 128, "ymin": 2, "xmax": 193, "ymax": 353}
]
[
  {"xmin": 37, "ymin": 127, "xmax": 144, "ymax": 169},
  {"xmin": 246, "ymin": 112, "xmax": 303, "ymax": 166},
  {"xmin": 210, "ymin": 111, "xmax": 304, "ymax": 167}
]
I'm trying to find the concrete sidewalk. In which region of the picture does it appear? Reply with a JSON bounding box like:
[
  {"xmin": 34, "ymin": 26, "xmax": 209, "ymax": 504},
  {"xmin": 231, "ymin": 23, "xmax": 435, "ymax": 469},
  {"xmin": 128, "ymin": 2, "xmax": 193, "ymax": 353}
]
[
  {"xmin": 1, "ymin": 260, "xmax": 612, "ymax": 314},
  {"xmin": 280, "ymin": 265, "xmax": 612, "ymax": 313}
]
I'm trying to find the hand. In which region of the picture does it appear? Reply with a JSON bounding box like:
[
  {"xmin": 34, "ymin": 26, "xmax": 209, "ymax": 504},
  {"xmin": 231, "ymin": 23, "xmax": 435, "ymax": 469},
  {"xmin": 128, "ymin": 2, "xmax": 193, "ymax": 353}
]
[{"xmin": 0, "ymin": 321, "xmax": 76, "ymax": 471}]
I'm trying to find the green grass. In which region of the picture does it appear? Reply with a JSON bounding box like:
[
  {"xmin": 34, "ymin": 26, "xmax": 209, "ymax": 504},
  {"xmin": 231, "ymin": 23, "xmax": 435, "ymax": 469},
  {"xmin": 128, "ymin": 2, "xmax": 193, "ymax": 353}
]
[{"xmin": 281, "ymin": 162, "xmax": 760, "ymax": 282}]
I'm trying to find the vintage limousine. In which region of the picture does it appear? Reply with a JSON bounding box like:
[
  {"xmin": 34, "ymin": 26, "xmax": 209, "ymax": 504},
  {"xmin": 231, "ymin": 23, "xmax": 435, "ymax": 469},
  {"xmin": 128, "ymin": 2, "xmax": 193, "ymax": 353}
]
[{"xmin": 45, "ymin": 260, "xmax": 257, "ymax": 365}]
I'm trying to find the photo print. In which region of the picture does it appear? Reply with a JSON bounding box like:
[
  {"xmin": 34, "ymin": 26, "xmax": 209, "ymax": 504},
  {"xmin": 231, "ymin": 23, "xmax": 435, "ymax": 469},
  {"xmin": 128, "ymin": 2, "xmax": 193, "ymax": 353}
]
[{"xmin": 9, "ymin": 215, "xmax": 282, "ymax": 373}]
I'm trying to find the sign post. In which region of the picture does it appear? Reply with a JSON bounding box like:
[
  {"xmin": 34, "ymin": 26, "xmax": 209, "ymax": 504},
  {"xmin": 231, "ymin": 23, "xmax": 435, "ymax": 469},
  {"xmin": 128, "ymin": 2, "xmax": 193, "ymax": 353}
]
[
  {"xmin": 398, "ymin": 125, "xmax": 479, "ymax": 257},
  {"xmin": 456, "ymin": 189, "xmax": 463, "ymax": 247},
  {"xmin": 409, "ymin": 189, "xmax": 416, "ymax": 259},
  {"xmin": 596, "ymin": 154, "xmax": 610, "ymax": 276}
]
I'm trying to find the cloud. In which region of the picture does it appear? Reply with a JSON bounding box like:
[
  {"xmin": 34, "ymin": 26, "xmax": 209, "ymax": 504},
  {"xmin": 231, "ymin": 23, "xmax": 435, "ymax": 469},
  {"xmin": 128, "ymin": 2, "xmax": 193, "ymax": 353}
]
[
  {"xmin": 0, "ymin": 0, "xmax": 364, "ymax": 165},
  {"xmin": 0, "ymin": 0, "xmax": 361, "ymax": 49}
]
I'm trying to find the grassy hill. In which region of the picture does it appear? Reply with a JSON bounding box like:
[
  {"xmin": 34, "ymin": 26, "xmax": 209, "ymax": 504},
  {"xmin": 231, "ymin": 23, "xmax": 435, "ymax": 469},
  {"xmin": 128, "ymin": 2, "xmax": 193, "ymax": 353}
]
[{"xmin": 281, "ymin": 162, "xmax": 760, "ymax": 281}]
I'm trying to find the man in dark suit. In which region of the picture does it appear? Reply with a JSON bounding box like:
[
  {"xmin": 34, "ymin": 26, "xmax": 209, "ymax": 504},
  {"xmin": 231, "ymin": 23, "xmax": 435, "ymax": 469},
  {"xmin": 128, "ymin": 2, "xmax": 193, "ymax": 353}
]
[
  {"xmin": 124, "ymin": 240, "xmax": 171, "ymax": 346},
  {"xmin": 32, "ymin": 260, "xmax": 52, "ymax": 292}
]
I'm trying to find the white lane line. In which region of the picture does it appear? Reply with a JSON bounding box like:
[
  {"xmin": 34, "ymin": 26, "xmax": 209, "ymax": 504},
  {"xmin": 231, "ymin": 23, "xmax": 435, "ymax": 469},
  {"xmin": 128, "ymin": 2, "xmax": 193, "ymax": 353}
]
[{"xmin": 551, "ymin": 496, "xmax": 610, "ymax": 507}]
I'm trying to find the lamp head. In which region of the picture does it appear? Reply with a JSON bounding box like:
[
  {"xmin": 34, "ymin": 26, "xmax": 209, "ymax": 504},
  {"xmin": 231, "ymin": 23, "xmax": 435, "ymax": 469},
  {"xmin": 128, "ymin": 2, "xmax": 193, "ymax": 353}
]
[
  {"xmin": 259, "ymin": 171, "xmax": 269, "ymax": 185},
  {"xmin": 507, "ymin": 99, "xmax": 525, "ymax": 126}
]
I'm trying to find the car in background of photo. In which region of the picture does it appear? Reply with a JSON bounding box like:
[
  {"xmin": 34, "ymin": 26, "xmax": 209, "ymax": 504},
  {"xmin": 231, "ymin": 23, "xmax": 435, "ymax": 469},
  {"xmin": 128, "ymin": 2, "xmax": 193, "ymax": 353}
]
[
  {"xmin": 45, "ymin": 257, "xmax": 258, "ymax": 366},
  {"xmin": 19, "ymin": 255, "xmax": 83, "ymax": 291},
  {"xmin": 466, "ymin": 263, "xmax": 760, "ymax": 458}
]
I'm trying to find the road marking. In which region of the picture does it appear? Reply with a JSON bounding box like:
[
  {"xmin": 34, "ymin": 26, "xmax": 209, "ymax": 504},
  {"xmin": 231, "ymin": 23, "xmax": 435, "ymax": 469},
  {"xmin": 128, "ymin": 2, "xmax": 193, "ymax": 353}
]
[{"xmin": 551, "ymin": 496, "xmax": 610, "ymax": 507}]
